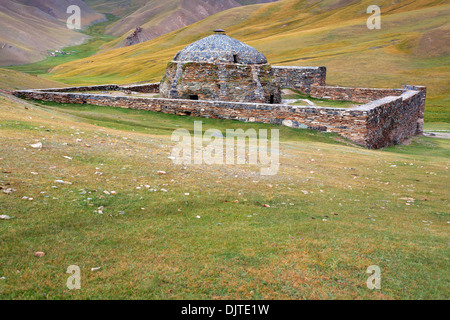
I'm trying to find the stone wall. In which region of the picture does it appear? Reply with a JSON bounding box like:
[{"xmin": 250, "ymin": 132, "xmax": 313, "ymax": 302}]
[
  {"xmin": 358, "ymin": 88, "xmax": 426, "ymax": 148},
  {"xmin": 13, "ymin": 84, "xmax": 426, "ymax": 149},
  {"xmin": 272, "ymin": 66, "xmax": 327, "ymax": 92},
  {"xmin": 308, "ymin": 85, "xmax": 405, "ymax": 103},
  {"xmin": 32, "ymin": 83, "xmax": 161, "ymax": 94},
  {"xmin": 121, "ymin": 83, "xmax": 160, "ymax": 93},
  {"xmin": 33, "ymin": 85, "xmax": 121, "ymax": 92},
  {"xmin": 160, "ymin": 62, "xmax": 281, "ymax": 104}
]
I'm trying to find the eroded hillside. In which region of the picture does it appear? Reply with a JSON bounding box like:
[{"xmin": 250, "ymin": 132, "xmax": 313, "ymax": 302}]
[{"xmin": 0, "ymin": 0, "xmax": 104, "ymax": 66}]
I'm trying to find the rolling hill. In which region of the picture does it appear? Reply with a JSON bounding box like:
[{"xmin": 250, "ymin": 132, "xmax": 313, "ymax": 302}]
[
  {"xmin": 0, "ymin": 0, "xmax": 104, "ymax": 66},
  {"xmin": 84, "ymin": 0, "xmax": 278, "ymax": 48},
  {"xmin": 0, "ymin": 68, "xmax": 65, "ymax": 90},
  {"xmin": 84, "ymin": 0, "xmax": 277, "ymax": 16}
]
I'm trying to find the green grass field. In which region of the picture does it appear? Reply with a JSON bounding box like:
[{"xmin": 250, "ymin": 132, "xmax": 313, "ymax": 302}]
[
  {"xmin": 285, "ymin": 90, "xmax": 358, "ymax": 108},
  {"xmin": 0, "ymin": 95, "xmax": 448, "ymax": 299}
]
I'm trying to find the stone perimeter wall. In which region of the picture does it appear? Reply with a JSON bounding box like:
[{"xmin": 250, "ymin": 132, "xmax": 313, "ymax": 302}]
[
  {"xmin": 32, "ymin": 83, "xmax": 160, "ymax": 94},
  {"xmin": 273, "ymin": 66, "xmax": 327, "ymax": 93},
  {"xmin": 13, "ymin": 83, "xmax": 426, "ymax": 149}
]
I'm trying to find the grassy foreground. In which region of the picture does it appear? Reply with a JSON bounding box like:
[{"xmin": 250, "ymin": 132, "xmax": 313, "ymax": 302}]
[{"xmin": 0, "ymin": 95, "xmax": 448, "ymax": 299}]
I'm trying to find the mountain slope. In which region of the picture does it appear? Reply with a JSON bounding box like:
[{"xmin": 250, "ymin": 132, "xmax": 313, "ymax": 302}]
[
  {"xmin": 84, "ymin": 0, "xmax": 277, "ymax": 16},
  {"xmin": 0, "ymin": 0, "xmax": 104, "ymax": 66},
  {"xmin": 12, "ymin": 0, "xmax": 105, "ymax": 27},
  {"xmin": 85, "ymin": 0, "xmax": 277, "ymax": 47}
]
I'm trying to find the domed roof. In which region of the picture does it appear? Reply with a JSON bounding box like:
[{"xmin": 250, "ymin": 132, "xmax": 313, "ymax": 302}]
[{"xmin": 173, "ymin": 30, "xmax": 267, "ymax": 65}]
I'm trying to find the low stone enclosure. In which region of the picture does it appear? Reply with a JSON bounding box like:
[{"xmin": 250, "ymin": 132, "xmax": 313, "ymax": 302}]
[{"xmin": 13, "ymin": 66, "xmax": 426, "ymax": 149}]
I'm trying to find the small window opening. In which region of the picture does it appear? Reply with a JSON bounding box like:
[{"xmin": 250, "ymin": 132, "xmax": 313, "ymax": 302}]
[
  {"xmin": 189, "ymin": 95, "xmax": 199, "ymax": 100},
  {"xmin": 233, "ymin": 54, "xmax": 238, "ymax": 63},
  {"xmin": 269, "ymin": 95, "xmax": 275, "ymax": 104}
]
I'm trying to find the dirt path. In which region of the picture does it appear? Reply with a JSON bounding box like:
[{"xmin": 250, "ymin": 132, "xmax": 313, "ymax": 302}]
[{"xmin": 423, "ymin": 132, "xmax": 450, "ymax": 139}]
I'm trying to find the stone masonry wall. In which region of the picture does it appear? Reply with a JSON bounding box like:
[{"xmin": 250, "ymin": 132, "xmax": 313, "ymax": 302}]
[
  {"xmin": 32, "ymin": 83, "xmax": 161, "ymax": 94},
  {"xmin": 121, "ymin": 83, "xmax": 160, "ymax": 93},
  {"xmin": 358, "ymin": 88, "xmax": 426, "ymax": 148},
  {"xmin": 272, "ymin": 66, "xmax": 327, "ymax": 93},
  {"xmin": 160, "ymin": 62, "xmax": 281, "ymax": 104},
  {"xmin": 13, "ymin": 85, "xmax": 426, "ymax": 149},
  {"xmin": 308, "ymin": 85, "xmax": 405, "ymax": 103}
]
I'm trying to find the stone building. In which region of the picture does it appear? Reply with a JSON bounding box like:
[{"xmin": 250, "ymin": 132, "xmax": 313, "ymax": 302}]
[
  {"xmin": 159, "ymin": 29, "xmax": 282, "ymax": 104},
  {"xmin": 13, "ymin": 30, "xmax": 427, "ymax": 150}
]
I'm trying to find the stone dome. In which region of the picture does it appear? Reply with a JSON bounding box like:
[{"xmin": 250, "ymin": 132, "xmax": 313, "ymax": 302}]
[{"xmin": 173, "ymin": 30, "xmax": 268, "ymax": 65}]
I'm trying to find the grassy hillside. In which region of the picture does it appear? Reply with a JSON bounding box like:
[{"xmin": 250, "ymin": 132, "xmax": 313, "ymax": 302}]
[
  {"xmin": 0, "ymin": 93, "xmax": 448, "ymax": 299},
  {"xmin": 46, "ymin": 0, "xmax": 449, "ymax": 122},
  {"xmin": 0, "ymin": 69, "xmax": 66, "ymax": 90}
]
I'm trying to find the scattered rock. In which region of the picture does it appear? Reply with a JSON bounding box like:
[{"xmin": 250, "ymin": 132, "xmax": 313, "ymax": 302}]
[
  {"xmin": 30, "ymin": 142, "xmax": 42, "ymax": 149},
  {"xmin": 34, "ymin": 252, "xmax": 45, "ymax": 258},
  {"xmin": 2, "ymin": 188, "xmax": 16, "ymax": 194},
  {"xmin": 263, "ymin": 204, "xmax": 271, "ymax": 208},
  {"xmin": 54, "ymin": 180, "xmax": 72, "ymax": 185},
  {"xmin": 91, "ymin": 267, "xmax": 101, "ymax": 272},
  {"xmin": 158, "ymin": 171, "xmax": 167, "ymax": 175},
  {"xmin": 0, "ymin": 215, "xmax": 11, "ymax": 220}
]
